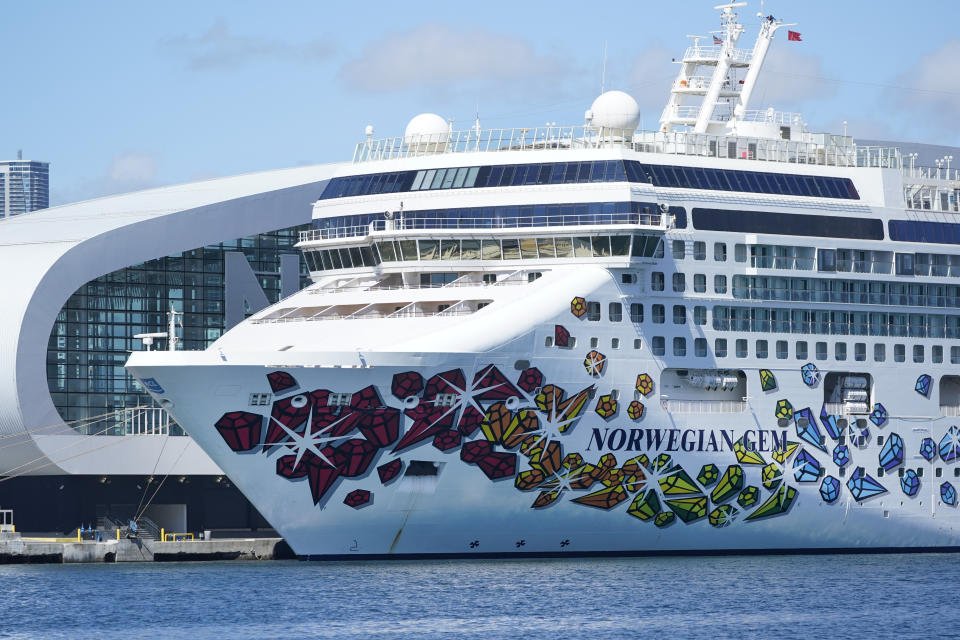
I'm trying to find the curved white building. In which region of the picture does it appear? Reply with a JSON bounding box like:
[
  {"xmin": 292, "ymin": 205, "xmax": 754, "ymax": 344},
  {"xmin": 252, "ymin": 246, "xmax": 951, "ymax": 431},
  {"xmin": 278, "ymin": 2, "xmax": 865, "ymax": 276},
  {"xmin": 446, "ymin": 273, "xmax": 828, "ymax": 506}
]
[{"xmin": 0, "ymin": 163, "xmax": 341, "ymax": 532}]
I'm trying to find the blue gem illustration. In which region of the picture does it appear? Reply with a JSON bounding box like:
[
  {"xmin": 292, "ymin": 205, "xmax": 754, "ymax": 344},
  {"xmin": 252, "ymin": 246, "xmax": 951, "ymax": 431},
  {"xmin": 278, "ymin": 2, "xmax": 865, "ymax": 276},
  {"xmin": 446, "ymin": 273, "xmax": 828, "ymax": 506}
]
[
  {"xmin": 848, "ymin": 422, "xmax": 869, "ymax": 448},
  {"xmin": 819, "ymin": 405, "xmax": 840, "ymax": 440},
  {"xmin": 801, "ymin": 363, "xmax": 821, "ymax": 387},
  {"xmin": 920, "ymin": 437, "xmax": 936, "ymax": 461},
  {"xmin": 833, "ymin": 444, "xmax": 850, "ymax": 467},
  {"xmin": 793, "ymin": 450, "xmax": 822, "ymax": 483},
  {"xmin": 820, "ymin": 475, "xmax": 840, "ymax": 502},
  {"xmin": 869, "ymin": 403, "xmax": 887, "ymax": 427},
  {"xmin": 939, "ymin": 426, "xmax": 960, "ymax": 462},
  {"xmin": 846, "ymin": 467, "xmax": 887, "ymax": 501},
  {"xmin": 878, "ymin": 433, "xmax": 904, "ymax": 471},
  {"xmin": 901, "ymin": 470, "xmax": 920, "ymax": 497},
  {"xmin": 794, "ymin": 407, "xmax": 826, "ymax": 452},
  {"xmin": 915, "ymin": 374, "xmax": 932, "ymax": 397},
  {"xmin": 941, "ymin": 482, "xmax": 957, "ymax": 506}
]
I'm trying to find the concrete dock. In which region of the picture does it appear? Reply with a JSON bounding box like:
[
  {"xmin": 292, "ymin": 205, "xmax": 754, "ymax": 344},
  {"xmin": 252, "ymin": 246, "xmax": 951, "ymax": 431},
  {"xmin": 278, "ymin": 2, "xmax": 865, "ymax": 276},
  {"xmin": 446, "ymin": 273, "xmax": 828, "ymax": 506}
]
[{"xmin": 0, "ymin": 532, "xmax": 292, "ymax": 563}]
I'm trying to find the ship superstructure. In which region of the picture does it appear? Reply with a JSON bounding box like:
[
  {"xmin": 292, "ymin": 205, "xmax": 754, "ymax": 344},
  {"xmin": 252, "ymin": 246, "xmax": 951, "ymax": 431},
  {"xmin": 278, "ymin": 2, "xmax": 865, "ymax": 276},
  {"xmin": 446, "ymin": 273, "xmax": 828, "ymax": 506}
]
[{"xmin": 128, "ymin": 3, "xmax": 960, "ymax": 557}]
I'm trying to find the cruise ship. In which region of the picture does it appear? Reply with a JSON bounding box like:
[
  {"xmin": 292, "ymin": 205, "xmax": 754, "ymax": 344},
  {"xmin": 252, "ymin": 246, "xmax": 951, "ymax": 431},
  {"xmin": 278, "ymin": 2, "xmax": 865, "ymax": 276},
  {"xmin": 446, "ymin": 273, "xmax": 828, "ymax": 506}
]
[{"xmin": 127, "ymin": 3, "xmax": 960, "ymax": 557}]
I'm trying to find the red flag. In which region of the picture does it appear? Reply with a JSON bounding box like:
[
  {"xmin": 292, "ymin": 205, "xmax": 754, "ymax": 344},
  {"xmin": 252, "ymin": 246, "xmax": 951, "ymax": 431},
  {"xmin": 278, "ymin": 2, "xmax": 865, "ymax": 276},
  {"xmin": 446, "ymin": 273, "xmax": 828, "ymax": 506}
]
[
  {"xmin": 713, "ymin": 35, "xmax": 722, "ymax": 44},
  {"xmin": 788, "ymin": 30, "xmax": 802, "ymax": 41}
]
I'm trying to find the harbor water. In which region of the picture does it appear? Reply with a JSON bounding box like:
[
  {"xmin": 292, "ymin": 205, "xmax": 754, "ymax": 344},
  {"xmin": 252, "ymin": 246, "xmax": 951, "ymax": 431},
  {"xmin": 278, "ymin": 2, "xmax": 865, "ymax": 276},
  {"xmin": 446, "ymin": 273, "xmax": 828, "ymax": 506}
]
[{"xmin": 0, "ymin": 553, "xmax": 948, "ymax": 639}]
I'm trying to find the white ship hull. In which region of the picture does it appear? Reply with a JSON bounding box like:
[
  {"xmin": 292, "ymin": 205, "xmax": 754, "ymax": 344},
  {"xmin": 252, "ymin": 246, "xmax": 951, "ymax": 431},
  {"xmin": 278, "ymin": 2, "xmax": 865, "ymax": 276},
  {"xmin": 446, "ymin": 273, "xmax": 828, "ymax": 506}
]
[
  {"xmin": 128, "ymin": 298, "xmax": 960, "ymax": 557},
  {"xmin": 125, "ymin": 2, "xmax": 960, "ymax": 558}
]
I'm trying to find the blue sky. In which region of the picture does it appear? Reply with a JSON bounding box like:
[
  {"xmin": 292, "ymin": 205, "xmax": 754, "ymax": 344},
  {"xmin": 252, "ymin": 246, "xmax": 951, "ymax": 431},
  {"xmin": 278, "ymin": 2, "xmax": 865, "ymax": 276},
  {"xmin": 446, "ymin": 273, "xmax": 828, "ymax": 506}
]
[{"xmin": 6, "ymin": 0, "xmax": 960, "ymax": 205}]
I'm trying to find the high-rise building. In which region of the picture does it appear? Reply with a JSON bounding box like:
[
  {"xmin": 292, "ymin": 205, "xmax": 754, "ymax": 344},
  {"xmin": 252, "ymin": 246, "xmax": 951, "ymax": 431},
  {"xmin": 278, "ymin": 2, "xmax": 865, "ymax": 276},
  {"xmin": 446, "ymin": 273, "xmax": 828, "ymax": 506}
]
[{"xmin": 0, "ymin": 151, "xmax": 50, "ymax": 218}]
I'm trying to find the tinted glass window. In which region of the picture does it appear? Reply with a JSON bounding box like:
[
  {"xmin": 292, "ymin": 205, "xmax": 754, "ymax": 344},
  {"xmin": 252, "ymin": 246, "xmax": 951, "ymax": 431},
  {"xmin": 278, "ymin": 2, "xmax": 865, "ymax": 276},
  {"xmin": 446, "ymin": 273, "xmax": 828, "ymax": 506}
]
[{"xmin": 692, "ymin": 208, "xmax": 883, "ymax": 240}]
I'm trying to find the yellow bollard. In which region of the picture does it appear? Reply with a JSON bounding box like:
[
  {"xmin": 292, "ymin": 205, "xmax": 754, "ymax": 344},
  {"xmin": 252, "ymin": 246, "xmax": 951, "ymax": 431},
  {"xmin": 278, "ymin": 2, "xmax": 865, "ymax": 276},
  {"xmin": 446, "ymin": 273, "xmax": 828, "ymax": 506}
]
[
  {"xmin": 76, "ymin": 528, "xmax": 81, "ymax": 542},
  {"xmin": 160, "ymin": 527, "xmax": 164, "ymax": 542},
  {"xmin": 116, "ymin": 528, "xmax": 120, "ymax": 541}
]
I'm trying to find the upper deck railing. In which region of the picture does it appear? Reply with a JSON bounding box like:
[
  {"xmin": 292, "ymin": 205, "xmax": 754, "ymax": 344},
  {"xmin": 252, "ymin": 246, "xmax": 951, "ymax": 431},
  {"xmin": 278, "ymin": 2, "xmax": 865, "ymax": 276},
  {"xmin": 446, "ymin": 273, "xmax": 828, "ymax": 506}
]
[
  {"xmin": 298, "ymin": 212, "xmax": 663, "ymax": 244},
  {"xmin": 682, "ymin": 45, "xmax": 754, "ymax": 64},
  {"xmin": 352, "ymin": 124, "xmax": 902, "ymax": 171}
]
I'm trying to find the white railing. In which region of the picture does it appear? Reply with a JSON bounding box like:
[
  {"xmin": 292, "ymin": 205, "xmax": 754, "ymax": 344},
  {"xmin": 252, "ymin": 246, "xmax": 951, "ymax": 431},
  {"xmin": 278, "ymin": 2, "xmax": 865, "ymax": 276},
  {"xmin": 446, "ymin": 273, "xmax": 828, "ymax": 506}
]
[
  {"xmin": 674, "ymin": 76, "xmax": 714, "ymax": 91},
  {"xmin": 659, "ymin": 399, "xmax": 748, "ymax": 413},
  {"xmin": 741, "ymin": 110, "xmax": 804, "ymax": 125},
  {"xmin": 352, "ymin": 124, "xmax": 901, "ymax": 171},
  {"xmin": 298, "ymin": 212, "xmax": 663, "ymax": 243},
  {"xmin": 123, "ymin": 406, "xmax": 174, "ymax": 435},
  {"xmin": 682, "ymin": 45, "xmax": 754, "ymax": 64}
]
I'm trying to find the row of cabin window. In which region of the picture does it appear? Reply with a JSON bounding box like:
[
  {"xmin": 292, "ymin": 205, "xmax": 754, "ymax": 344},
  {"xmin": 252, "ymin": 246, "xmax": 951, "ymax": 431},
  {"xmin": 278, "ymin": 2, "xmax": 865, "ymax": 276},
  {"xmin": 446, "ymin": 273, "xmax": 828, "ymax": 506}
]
[
  {"xmin": 319, "ymin": 160, "xmax": 858, "ymax": 200},
  {"xmin": 302, "ymin": 233, "xmax": 665, "ymax": 271},
  {"xmin": 732, "ymin": 275, "xmax": 960, "ymax": 309},
  {"xmin": 644, "ymin": 335, "xmax": 960, "ymax": 364},
  {"xmin": 582, "ymin": 301, "xmax": 708, "ymax": 326},
  {"xmin": 713, "ymin": 306, "xmax": 960, "ymax": 338},
  {"xmin": 590, "ymin": 299, "xmax": 960, "ymax": 340},
  {"xmin": 651, "ymin": 272, "xmax": 728, "ymax": 294}
]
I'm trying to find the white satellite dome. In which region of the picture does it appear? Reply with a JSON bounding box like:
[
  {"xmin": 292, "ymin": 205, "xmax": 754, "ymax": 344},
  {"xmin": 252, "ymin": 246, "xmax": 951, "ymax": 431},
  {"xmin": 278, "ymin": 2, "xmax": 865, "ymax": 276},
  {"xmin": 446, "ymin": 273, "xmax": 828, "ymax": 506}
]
[
  {"xmin": 404, "ymin": 113, "xmax": 450, "ymax": 152},
  {"xmin": 589, "ymin": 91, "xmax": 641, "ymax": 133}
]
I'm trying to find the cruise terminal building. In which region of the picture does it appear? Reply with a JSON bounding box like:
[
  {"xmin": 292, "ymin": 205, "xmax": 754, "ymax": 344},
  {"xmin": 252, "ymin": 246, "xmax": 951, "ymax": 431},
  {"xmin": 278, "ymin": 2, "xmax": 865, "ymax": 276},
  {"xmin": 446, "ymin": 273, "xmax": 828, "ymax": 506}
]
[{"xmin": 0, "ymin": 164, "xmax": 340, "ymax": 534}]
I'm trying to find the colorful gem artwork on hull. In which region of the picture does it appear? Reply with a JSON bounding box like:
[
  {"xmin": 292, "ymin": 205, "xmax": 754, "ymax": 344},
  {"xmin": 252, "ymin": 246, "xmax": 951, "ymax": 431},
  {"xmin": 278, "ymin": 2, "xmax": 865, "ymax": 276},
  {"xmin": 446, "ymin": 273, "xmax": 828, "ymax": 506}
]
[{"xmin": 205, "ymin": 300, "xmax": 960, "ymax": 532}]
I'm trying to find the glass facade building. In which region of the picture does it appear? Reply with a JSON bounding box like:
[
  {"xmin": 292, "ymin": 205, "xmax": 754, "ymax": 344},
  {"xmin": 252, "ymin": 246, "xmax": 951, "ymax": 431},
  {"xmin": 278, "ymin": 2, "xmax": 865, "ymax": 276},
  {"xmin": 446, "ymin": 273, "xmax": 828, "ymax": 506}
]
[
  {"xmin": 47, "ymin": 225, "xmax": 310, "ymax": 435},
  {"xmin": 0, "ymin": 159, "xmax": 49, "ymax": 217}
]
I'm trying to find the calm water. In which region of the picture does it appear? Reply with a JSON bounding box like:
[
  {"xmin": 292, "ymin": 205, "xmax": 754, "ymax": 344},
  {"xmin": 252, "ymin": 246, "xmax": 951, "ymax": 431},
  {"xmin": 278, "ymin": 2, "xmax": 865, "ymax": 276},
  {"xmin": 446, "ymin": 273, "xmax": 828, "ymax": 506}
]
[{"xmin": 0, "ymin": 554, "xmax": 951, "ymax": 639}]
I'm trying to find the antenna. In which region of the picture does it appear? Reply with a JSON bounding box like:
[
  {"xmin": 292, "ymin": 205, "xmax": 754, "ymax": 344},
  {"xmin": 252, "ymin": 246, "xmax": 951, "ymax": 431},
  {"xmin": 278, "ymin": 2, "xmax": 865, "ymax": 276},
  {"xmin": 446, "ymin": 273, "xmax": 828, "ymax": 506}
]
[{"xmin": 600, "ymin": 41, "xmax": 608, "ymax": 94}]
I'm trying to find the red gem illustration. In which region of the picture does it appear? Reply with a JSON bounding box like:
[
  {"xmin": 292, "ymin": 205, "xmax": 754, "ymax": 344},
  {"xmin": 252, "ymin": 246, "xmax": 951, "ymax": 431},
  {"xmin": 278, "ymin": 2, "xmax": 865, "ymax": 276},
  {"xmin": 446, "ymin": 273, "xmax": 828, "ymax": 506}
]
[{"xmin": 214, "ymin": 411, "xmax": 263, "ymax": 452}]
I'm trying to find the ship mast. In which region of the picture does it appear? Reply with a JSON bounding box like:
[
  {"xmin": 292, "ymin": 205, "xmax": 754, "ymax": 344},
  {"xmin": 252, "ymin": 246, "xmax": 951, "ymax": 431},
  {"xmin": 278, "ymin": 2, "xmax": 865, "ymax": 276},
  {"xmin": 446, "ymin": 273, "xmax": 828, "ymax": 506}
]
[
  {"xmin": 693, "ymin": 2, "xmax": 745, "ymax": 133},
  {"xmin": 659, "ymin": 2, "xmax": 796, "ymax": 136},
  {"xmin": 732, "ymin": 12, "xmax": 795, "ymax": 126}
]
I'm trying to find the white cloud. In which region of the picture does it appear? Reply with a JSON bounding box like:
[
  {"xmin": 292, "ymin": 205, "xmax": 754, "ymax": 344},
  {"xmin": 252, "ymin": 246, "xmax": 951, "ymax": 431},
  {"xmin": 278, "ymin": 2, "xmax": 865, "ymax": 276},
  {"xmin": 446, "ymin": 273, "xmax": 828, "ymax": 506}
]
[
  {"xmin": 160, "ymin": 19, "xmax": 332, "ymax": 71},
  {"xmin": 339, "ymin": 24, "xmax": 574, "ymax": 94},
  {"xmin": 107, "ymin": 153, "xmax": 158, "ymax": 187},
  {"xmin": 626, "ymin": 46, "xmax": 677, "ymax": 117},
  {"xmin": 892, "ymin": 39, "xmax": 960, "ymax": 125},
  {"xmin": 750, "ymin": 46, "xmax": 835, "ymax": 111},
  {"xmin": 51, "ymin": 153, "xmax": 161, "ymax": 205}
]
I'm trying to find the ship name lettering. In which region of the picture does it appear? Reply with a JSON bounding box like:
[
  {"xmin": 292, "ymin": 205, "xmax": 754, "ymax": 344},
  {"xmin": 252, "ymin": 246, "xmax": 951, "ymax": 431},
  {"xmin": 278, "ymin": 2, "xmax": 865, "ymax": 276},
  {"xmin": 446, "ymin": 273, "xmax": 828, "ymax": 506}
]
[{"xmin": 586, "ymin": 428, "xmax": 788, "ymax": 453}]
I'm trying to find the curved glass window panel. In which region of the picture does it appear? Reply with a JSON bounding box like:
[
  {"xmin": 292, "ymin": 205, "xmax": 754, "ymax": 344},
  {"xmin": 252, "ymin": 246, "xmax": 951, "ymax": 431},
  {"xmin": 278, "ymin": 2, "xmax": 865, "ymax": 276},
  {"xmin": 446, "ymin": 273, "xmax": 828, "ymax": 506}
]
[
  {"xmin": 481, "ymin": 239, "xmax": 502, "ymax": 260},
  {"xmin": 420, "ymin": 169, "xmax": 436, "ymax": 191},
  {"xmin": 359, "ymin": 246, "xmax": 377, "ymax": 266},
  {"xmin": 430, "ymin": 169, "xmax": 447, "ymax": 189},
  {"xmin": 537, "ymin": 238, "xmax": 556, "ymax": 258},
  {"xmin": 440, "ymin": 169, "xmax": 457, "ymax": 189},
  {"xmin": 418, "ymin": 240, "xmax": 439, "ymax": 260},
  {"xmin": 451, "ymin": 167, "xmax": 468, "ymax": 188},
  {"xmin": 349, "ymin": 247, "xmax": 363, "ymax": 267},
  {"xmin": 464, "ymin": 167, "xmax": 479, "ymax": 187},
  {"xmin": 519, "ymin": 238, "xmax": 538, "ymax": 259},
  {"xmin": 399, "ymin": 240, "xmax": 419, "ymax": 261},
  {"xmin": 554, "ymin": 237, "xmax": 574, "ymax": 258},
  {"xmin": 339, "ymin": 248, "xmax": 353, "ymax": 268},
  {"xmin": 502, "ymin": 239, "xmax": 521, "ymax": 260},
  {"xmin": 377, "ymin": 241, "xmax": 397, "ymax": 262},
  {"xmin": 320, "ymin": 251, "xmax": 333, "ymax": 270},
  {"xmin": 461, "ymin": 239, "xmax": 481, "ymax": 260},
  {"xmin": 610, "ymin": 236, "xmax": 630, "ymax": 256},
  {"xmin": 440, "ymin": 240, "xmax": 460, "ymax": 260},
  {"xmin": 592, "ymin": 236, "xmax": 611, "ymax": 257},
  {"xmin": 573, "ymin": 237, "xmax": 592, "ymax": 258},
  {"xmin": 411, "ymin": 171, "xmax": 426, "ymax": 191}
]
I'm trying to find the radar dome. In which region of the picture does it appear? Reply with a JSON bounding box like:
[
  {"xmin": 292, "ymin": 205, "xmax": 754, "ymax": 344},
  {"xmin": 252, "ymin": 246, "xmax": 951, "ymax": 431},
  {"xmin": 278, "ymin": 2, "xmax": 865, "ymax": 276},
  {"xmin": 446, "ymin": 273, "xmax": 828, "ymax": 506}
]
[
  {"xmin": 405, "ymin": 113, "xmax": 450, "ymax": 152},
  {"xmin": 589, "ymin": 91, "xmax": 641, "ymax": 133}
]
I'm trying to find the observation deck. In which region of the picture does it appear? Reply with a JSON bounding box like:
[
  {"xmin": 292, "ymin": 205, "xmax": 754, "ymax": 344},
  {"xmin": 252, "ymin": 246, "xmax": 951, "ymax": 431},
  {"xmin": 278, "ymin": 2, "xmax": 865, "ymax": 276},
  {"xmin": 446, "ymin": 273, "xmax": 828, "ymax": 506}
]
[
  {"xmin": 353, "ymin": 124, "xmax": 901, "ymax": 171},
  {"xmin": 298, "ymin": 211, "xmax": 667, "ymax": 245}
]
